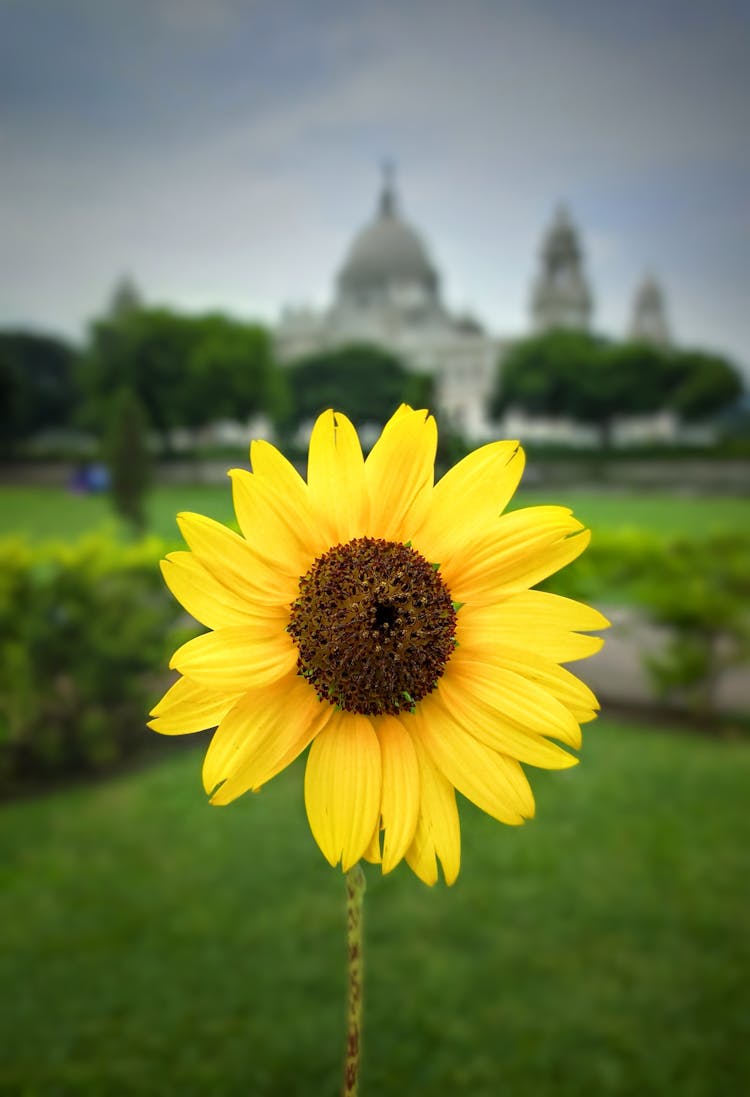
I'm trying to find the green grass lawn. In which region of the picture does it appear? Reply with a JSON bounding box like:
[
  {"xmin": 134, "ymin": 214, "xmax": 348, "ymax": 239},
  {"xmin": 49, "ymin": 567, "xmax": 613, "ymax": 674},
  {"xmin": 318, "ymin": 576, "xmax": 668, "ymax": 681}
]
[
  {"xmin": 0, "ymin": 483, "xmax": 748, "ymax": 543},
  {"xmin": 0, "ymin": 485, "xmax": 237, "ymax": 543},
  {"xmin": 511, "ymin": 489, "xmax": 750, "ymax": 538},
  {"xmin": 1, "ymin": 718, "xmax": 747, "ymax": 1096}
]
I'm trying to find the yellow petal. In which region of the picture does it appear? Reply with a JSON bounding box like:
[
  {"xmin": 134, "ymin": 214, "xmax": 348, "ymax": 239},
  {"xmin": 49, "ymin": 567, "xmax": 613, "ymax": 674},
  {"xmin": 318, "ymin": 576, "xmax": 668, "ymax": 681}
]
[
  {"xmin": 169, "ymin": 625, "xmax": 297, "ymax": 692},
  {"xmin": 496, "ymin": 649, "xmax": 599, "ymax": 712},
  {"xmin": 307, "ymin": 410, "xmax": 367, "ymax": 543},
  {"xmin": 229, "ymin": 469, "xmax": 318, "ymax": 577},
  {"xmin": 365, "ymin": 408, "xmax": 437, "ymax": 541},
  {"xmin": 407, "ymin": 696, "xmax": 534, "ymax": 824},
  {"xmin": 250, "ymin": 438, "xmax": 329, "ymax": 558},
  {"xmin": 204, "ymin": 673, "xmax": 331, "ymax": 802},
  {"xmin": 148, "ymin": 675, "xmax": 242, "ymax": 735},
  {"xmin": 413, "ymin": 440, "xmax": 524, "ymax": 561},
  {"xmin": 405, "ymin": 736, "xmax": 461, "ymax": 886},
  {"xmin": 437, "ymin": 674, "xmax": 578, "ymax": 770},
  {"xmin": 459, "ymin": 593, "xmax": 608, "ymax": 663},
  {"xmin": 160, "ymin": 552, "xmax": 275, "ymax": 630},
  {"xmin": 304, "ymin": 711, "xmax": 382, "ymax": 871},
  {"xmin": 250, "ymin": 437, "xmax": 307, "ymax": 492},
  {"xmin": 497, "ymin": 589, "xmax": 610, "ymax": 632},
  {"xmin": 361, "ymin": 824, "xmax": 382, "ymax": 864},
  {"xmin": 375, "ymin": 715, "xmax": 420, "ymax": 874},
  {"xmin": 442, "ymin": 507, "xmax": 590, "ymax": 605},
  {"xmin": 445, "ymin": 647, "xmax": 582, "ymax": 747},
  {"xmin": 177, "ymin": 512, "xmax": 298, "ymax": 606},
  {"xmin": 455, "ymin": 629, "xmax": 600, "ymax": 713}
]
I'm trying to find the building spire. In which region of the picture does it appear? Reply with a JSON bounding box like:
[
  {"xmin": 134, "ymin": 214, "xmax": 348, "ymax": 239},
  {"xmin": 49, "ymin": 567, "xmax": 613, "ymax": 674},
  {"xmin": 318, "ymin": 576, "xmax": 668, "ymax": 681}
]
[
  {"xmin": 531, "ymin": 204, "xmax": 592, "ymax": 331},
  {"xmin": 379, "ymin": 159, "xmax": 397, "ymax": 217},
  {"xmin": 629, "ymin": 273, "xmax": 671, "ymax": 346}
]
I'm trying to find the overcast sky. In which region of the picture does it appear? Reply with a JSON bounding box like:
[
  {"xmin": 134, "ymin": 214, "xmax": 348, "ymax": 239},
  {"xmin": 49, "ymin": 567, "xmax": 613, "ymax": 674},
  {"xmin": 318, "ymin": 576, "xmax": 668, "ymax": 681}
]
[{"xmin": 2, "ymin": 0, "xmax": 749, "ymax": 370}]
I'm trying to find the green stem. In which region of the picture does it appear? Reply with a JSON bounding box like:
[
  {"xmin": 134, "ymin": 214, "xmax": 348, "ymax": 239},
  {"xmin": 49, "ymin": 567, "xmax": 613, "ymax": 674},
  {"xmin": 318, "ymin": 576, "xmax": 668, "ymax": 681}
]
[{"xmin": 342, "ymin": 862, "xmax": 366, "ymax": 1097}]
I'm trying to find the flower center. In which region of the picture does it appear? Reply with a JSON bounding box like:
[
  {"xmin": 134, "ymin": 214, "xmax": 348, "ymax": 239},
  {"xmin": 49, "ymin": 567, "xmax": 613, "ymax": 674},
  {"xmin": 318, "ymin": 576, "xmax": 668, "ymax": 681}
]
[{"xmin": 288, "ymin": 537, "xmax": 457, "ymax": 716}]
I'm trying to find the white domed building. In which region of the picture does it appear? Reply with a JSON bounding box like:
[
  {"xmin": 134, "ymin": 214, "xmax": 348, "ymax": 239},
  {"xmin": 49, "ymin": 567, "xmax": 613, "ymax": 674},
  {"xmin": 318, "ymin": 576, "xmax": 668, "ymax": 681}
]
[
  {"xmin": 276, "ymin": 171, "xmax": 677, "ymax": 444},
  {"xmin": 276, "ymin": 169, "xmax": 502, "ymax": 439}
]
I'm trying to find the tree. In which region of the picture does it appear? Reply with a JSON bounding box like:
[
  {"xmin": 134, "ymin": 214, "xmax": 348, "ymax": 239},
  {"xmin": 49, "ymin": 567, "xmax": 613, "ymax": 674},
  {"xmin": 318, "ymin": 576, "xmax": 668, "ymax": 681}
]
[
  {"xmin": 491, "ymin": 331, "xmax": 741, "ymax": 447},
  {"xmin": 78, "ymin": 307, "xmax": 275, "ymax": 452},
  {"xmin": 668, "ymin": 349, "xmax": 743, "ymax": 421},
  {"xmin": 0, "ymin": 331, "xmax": 77, "ymax": 452},
  {"xmin": 282, "ymin": 343, "xmax": 434, "ymax": 435},
  {"xmin": 104, "ymin": 387, "xmax": 152, "ymax": 533},
  {"xmin": 78, "ymin": 308, "xmax": 195, "ymax": 449},
  {"xmin": 183, "ymin": 314, "xmax": 273, "ymax": 427},
  {"xmin": 491, "ymin": 330, "xmax": 619, "ymax": 443}
]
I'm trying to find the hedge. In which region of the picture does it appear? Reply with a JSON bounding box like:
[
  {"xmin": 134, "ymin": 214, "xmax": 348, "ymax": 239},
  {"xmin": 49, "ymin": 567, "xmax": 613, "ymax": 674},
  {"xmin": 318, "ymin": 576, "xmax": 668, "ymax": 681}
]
[{"xmin": 0, "ymin": 535, "xmax": 188, "ymax": 791}]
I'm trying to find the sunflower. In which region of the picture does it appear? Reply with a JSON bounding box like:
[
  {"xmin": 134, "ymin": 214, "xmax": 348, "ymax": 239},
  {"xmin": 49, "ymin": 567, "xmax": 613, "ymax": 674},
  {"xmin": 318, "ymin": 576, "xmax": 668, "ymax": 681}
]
[{"xmin": 150, "ymin": 406, "xmax": 607, "ymax": 885}]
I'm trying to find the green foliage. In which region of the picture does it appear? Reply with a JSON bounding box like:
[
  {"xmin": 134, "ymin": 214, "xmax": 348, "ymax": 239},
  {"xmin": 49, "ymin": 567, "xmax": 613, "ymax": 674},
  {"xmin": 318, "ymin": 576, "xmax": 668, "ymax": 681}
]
[
  {"xmin": 545, "ymin": 529, "xmax": 750, "ymax": 722},
  {"xmin": 78, "ymin": 307, "xmax": 275, "ymax": 450},
  {"xmin": 491, "ymin": 328, "xmax": 605, "ymax": 421},
  {"xmin": 104, "ymin": 386, "xmax": 153, "ymax": 532},
  {"xmin": 492, "ymin": 332, "xmax": 744, "ymax": 444},
  {"xmin": 183, "ymin": 313, "xmax": 274, "ymax": 426},
  {"xmin": 637, "ymin": 535, "xmax": 750, "ymax": 721},
  {"xmin": 601, "ymin": 340, "xmax": 677, "ymax": 415},
  {"xmin": 0, "ymin": 535, "xmax": 184, "ymax": 788},
  {"xmin": 0, "ymin": 330, "xmax": 77, "ymax": 453},
  {"xmin": 77, "ymin": 307, "xmax": 196, "ymax": 444},
  {"xmin": 282, "ymin": 343, "xmax": 435, "ymax": 434},
  {"xmin": 669, "ymin": 349, "xmax": 744, "ymax": 421}
]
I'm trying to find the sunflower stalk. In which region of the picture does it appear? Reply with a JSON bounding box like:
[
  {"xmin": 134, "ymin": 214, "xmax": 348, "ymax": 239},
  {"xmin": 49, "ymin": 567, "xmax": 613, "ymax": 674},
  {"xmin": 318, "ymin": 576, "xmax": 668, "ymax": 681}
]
[{"xmin": 342, "ymin": 862, "xmax": 366, "ymax": 1096}]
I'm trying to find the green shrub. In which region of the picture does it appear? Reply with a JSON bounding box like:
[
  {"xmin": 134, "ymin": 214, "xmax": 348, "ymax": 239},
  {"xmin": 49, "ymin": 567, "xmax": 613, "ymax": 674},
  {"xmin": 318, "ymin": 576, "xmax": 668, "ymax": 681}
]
[
  {"xmin": 104, "ymin": 385, "xmax": 153, "ymax": 533},
  {"xmin": 0, "ymin": 535, "xmax": 185, "ymax": 791},
  {"xmin": 546, "ymin": 530, "xmax": 750, "ymax": 722},
  {"xmin": 635, "ymin": 535, "xmax": 750, "ymax": 722}
]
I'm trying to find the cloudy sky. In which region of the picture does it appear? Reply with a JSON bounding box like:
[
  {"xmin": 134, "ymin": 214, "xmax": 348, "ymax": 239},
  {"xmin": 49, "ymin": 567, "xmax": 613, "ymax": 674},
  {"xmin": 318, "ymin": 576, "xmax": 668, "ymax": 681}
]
[{"xmin": 2, "ymin": 0, "xmax": 749, "ymax": 369}]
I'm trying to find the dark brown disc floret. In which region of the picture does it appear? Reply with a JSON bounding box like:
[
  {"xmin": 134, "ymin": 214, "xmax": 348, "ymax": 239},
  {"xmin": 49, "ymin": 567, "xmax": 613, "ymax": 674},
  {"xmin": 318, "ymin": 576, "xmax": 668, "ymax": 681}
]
[{"xmin": 288, "ymin": 537, "xmax": 457, "ymax": 716}]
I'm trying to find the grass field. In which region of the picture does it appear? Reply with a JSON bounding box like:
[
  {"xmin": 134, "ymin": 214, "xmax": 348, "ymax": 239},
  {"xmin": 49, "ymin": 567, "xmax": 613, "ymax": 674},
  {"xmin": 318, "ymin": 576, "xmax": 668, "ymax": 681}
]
[
  {"xmin": 0, "ymin": 483, "xmax": 748, "ymax": 543},
  {"xmin": 1, "ymin": 718, "xmax": 748, "ymax": 1096}
]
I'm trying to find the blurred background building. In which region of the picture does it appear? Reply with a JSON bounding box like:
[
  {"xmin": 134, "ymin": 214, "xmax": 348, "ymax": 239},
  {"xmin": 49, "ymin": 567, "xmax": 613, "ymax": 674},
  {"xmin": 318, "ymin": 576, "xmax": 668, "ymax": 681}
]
[
  {"xmin": 277, "ymin": 167, "xmax": 501, "ymax": 437},
  {"xmin": 277, "ymin": 168, "xmax": 675, "ymax": 440}
]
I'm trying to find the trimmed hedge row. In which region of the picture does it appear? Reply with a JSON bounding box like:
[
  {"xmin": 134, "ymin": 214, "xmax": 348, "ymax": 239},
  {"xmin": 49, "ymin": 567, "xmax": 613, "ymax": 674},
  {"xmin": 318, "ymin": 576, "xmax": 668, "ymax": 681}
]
[{"xmin": 0, "ymin": 535, "xmax": 189, "ymax": 791}]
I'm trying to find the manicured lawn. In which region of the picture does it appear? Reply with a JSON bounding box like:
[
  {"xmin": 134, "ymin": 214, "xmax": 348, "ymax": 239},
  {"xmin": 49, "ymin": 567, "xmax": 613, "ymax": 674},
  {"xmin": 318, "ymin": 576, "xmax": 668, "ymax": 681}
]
[
  {"xmin": 1, "ymin": 718, "xmax": 747, "ymax": 1096},
  {"xmin": 0, "ymin": 484, "xmax": 748, "ymax": 543},
  {"xmin": 511, "ymin": 489, "xmax": 750, "ymax": 538},
  {"xmin": 0, "ymin": 485, "xmax": 236, "ymax": 543}
]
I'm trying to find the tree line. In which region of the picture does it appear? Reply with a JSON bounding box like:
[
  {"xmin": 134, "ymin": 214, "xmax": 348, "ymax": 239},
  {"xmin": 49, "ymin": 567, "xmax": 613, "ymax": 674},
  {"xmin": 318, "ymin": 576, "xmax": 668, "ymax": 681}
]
[
  {"xmin": 491, "ymin": 330, "xmax": 743, "ymax": 447},
  {"xmin": 0, "ymin": 303, "xmax": 744, "ymax": 461},
  {"xmin": 0, "ymin": 307, "xmax": 431, "ymax": 458}
]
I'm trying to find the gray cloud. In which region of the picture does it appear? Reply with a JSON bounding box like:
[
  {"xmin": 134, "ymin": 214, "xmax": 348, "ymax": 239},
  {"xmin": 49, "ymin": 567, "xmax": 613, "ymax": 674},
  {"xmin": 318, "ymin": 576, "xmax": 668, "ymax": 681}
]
[{"xmin": 1, "ymin": 0, "xmax": 748, "ymax": 367}]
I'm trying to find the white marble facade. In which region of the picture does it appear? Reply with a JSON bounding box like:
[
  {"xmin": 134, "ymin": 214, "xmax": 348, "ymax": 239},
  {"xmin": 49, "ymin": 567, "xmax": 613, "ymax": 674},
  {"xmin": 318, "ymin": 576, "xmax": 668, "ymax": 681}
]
[
  {"xmin": 276, "ymin": 170, "xmax": 500, "ymax": 439},
  {"xmin": 276, "ymin": 172, "xmax": 672, "ymax": 442}
]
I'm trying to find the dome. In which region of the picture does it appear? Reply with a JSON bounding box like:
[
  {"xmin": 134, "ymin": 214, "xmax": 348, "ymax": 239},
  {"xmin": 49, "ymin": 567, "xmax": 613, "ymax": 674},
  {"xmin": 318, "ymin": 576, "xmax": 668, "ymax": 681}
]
[{"xmin": 337, "ymin": 173, "xmax": 439, "ymax": 296}]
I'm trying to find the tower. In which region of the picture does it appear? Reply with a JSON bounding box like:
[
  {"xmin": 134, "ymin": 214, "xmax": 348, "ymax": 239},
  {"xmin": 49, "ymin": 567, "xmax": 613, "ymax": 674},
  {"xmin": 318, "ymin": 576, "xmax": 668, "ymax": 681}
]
[
  {"xmin": 629, "ymin": 275, "xmax": 671, "ymax": 347},
  {"xmin": 531, "ymin": 205, "xmax": 593, "ymax": 332},
  {"xmin": 107, "ymin": 275, "xmax": 142, "ymax": 320}
]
